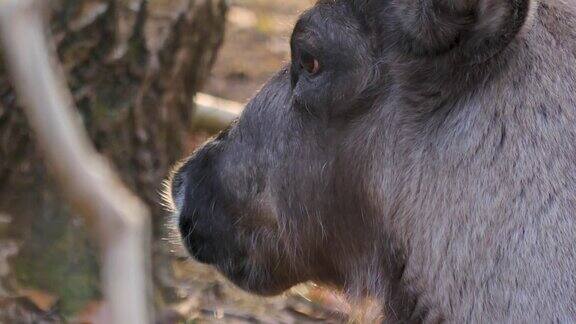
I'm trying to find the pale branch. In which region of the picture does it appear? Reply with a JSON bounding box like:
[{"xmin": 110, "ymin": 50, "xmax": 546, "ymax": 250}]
[
  {"xmin": 193, "ymin": 93, "xmax": 242, "ymax": 132},
  {"xmin": 0, "ymin": 1, "xmax": 152, "ymax": 323}
]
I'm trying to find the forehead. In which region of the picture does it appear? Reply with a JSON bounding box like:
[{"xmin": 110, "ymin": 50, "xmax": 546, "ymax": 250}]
[
  {"xmin": 292, "ymin": 1, "xmax": 369, "ymax": 44},
  {"xmin": 296, "ymin": 1, "xmax": 362, "ymax": 30}
]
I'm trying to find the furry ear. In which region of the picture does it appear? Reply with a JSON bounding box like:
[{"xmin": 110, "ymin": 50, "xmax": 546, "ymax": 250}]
[{"xmin": 375, "ymin": 0, "xmax": 538, "ymax": 58}]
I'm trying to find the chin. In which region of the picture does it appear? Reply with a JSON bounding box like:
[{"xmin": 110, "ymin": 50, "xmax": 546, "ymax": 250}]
[{"xmin": 216, "ymin": 260, "xmax": 296, "ymax": 297}]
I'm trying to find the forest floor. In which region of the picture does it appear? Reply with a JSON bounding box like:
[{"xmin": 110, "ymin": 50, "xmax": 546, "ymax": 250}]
[{"xmin": 165, "ymin": 0, "xmax": 364, "ymax": 323}]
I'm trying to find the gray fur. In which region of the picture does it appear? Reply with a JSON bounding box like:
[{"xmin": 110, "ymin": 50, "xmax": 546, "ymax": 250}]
[{"xmin": 168, "ymin": 0, "xmax": 576, "ymax": 322}]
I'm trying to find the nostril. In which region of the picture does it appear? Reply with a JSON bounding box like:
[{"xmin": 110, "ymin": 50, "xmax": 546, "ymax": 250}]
[
  {"xmin": 184, "ymin": 234, "xmax": 203, "ymax": 256},
  {"xmin": 182, "ymin": 231, "xmax": 218, "ymax": 264}
]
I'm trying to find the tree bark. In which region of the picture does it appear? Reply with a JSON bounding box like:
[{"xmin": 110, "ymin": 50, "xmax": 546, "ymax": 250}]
[{"xmin": 0, "ymin": 0, "xmax": 226, "ymax": 320}]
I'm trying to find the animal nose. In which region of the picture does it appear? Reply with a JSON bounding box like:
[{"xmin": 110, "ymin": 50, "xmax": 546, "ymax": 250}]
[
  {"xmin": 169, "ymin": 143, "xmax": 216, "ymax": 213},
  {"xmin": 179, "ymin": 218, "xmax": 219, "ymax": 264},
  {"xmin": 170, "ymin": 166, "xmax": 187, "ymax": 212},
  {"xmin": 172, "ymin": 145, "xmax": 231, "ymax": 265}
]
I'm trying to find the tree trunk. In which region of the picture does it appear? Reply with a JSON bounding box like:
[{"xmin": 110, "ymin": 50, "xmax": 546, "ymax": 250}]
[{"xmin": 0, "ymin": 0, "xmax": 226, "ymax": 321}]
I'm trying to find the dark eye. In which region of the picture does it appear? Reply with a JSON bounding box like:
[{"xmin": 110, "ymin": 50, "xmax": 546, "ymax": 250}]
[{"xmin": 300, "ymin": 51, "xmax": 320, "ymax": 75}]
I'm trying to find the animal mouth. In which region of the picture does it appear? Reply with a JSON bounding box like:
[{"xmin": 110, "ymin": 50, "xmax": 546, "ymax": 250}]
[{"xmin": 181, "ymin": 233, "xmax": 217, "ymax": 265}]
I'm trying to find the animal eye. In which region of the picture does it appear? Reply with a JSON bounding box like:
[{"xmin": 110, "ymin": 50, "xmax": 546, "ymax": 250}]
[{"xmin": 300, "ymin": 51, "xmax": 320, "ymax": 75}]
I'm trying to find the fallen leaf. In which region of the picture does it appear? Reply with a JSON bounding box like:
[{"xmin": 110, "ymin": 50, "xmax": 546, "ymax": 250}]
[
  {"xmin": 72, "ymin": 300, "xmax": 110, "ymax": 324},
  {"xmin": 19, "ymin": 288, "xmax": 58, "ymax": 312}
]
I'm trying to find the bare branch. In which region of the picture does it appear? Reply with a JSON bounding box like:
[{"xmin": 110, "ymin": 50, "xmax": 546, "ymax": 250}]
[
  {"xmin": 0, "ymin": 1, "xmax": 152, "ymax": 323},
  {"xmin": 193, "ymin": 93, "xmax": 242, "ymax": 132}
]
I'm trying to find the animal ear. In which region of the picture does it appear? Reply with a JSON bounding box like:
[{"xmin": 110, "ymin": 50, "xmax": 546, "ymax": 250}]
[{"xmin": 386, "ymin": 0, "xmax": 538, "ymax": 57}]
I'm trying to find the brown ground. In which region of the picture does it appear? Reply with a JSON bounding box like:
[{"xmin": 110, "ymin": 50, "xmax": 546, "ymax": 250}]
[
  {"xmin": 204, "ymin": 0, "xmax": 313, "ymax": 103},
  {"xmin": 165, "ymin": 1, "xmax": 361, "ymax": 323}
]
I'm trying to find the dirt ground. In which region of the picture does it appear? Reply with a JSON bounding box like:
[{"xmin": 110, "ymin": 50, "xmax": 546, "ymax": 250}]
[
  {"xmin": 204, "ymin": 0, "xmax": 313, "ymax": 103},
  {"xmin": 166, "ymin": 1, "xmax": 363, "ymax": 323}
]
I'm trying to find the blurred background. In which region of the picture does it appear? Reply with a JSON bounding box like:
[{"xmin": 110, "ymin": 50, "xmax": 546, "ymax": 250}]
[{"xmin": 0, "ymin": 0, "xmax": 358, "ymax": 322}]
